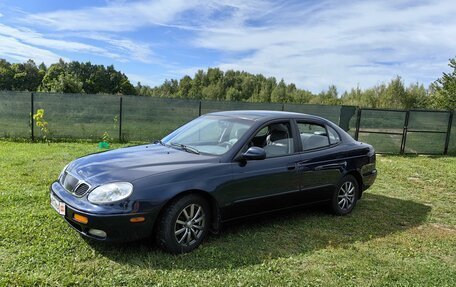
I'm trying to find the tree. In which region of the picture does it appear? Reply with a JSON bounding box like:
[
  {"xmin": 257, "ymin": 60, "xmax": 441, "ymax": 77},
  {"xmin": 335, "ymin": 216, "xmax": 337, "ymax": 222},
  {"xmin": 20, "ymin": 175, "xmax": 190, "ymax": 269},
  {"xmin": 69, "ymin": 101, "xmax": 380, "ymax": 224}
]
[
  {"xmin": 257, "ymin": 77, "xmax": 276, "ymax": 102},
  {"xmin": 161, "ymin": 79, "xmax": 178, "ymax": 97},
  {"xmin": 271, "ymin": 79, "xmax": 287, "ymax": 102},
  {"xmin": 380, "ymin": 76, "xmax": 407, "ymax": 109},
  {"xmin": 318, "ymin": 85, "xmax": 340, "ymax": 105},
  {"xmin": 188, "ymin": 70, "xmax": 205, "ymax": 99},
  {"xmin": 41, "ymin": 72, "xmax": 84, "ymax": 93},
  {"xmin": 226, "ymin": 87, "xmax": 242, "ymax": 101},
  {"xmin": 0, "ymin": 59, "xmax": 14, "ymax": 90},
  {"xmin": 202, "ymin": 80, "xmax": 224, "ymax": 100},
  {"xmin": 119, "ymin": 79, "xmax": 136, "ymax": 95},
  {"xmin": 177, "ymin": 76, "xmax": 192, "ymax": 98},
  {"xmin": 9, "ymin": 60, "xmax": 42, "ymax": 91},
  {"xmin": 405, "ymin": 83, "xmax": 428, "ymax": 109},
  {"xmin": 430, "ymin": 57, "xmax": 456, "ymax": 110},
  {"xmin": 39, "ymin": 61, "xmax": 66, "ymax": 92}
]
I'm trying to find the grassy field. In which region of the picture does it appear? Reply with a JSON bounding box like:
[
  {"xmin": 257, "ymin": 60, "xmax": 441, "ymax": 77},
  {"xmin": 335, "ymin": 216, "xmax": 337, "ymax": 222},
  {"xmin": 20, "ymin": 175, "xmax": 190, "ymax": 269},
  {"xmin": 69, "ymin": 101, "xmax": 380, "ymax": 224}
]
[{"xmin": 0, "ymin": 141, "xmax": 455, "ymax": 286}]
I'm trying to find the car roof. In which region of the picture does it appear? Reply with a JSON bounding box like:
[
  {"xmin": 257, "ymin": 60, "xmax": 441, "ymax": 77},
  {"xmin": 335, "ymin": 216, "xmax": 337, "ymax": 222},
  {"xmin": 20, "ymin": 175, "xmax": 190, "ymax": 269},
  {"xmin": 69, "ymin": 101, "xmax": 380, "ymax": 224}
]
[{"xmin": 207, "ymin": 110, "xmax": 327, "ymax": 122}]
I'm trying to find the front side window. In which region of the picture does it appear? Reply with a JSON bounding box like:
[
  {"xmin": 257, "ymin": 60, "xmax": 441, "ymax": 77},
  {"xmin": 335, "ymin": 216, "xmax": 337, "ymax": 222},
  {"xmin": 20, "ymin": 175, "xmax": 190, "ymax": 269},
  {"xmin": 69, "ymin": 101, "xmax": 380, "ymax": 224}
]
[
  {"xmin": 297, "ymin": 122, "xmax": 330, "ymax": 151},
  {"xmin": 162, "ymin": 115, "xmax": 254, "ymax": 155},
  {"xmin": 244, "ymin": 122, "xmax": 294, "ymax": 158}
]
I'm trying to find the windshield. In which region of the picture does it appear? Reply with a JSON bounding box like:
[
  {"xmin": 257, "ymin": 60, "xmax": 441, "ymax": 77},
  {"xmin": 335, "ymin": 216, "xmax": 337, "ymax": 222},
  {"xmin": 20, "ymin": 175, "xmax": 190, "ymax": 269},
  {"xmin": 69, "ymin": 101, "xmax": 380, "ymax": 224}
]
[{"xmin": 162, "ymin": 115, "xmax": 254, "ymax": 155}]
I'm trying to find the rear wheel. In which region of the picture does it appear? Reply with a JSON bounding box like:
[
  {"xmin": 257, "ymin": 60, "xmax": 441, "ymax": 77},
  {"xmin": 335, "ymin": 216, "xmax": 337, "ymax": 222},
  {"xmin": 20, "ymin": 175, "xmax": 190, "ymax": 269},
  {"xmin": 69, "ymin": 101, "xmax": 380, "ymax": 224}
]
[
  {"xmin": 155, "ymin": 194, "xmax": 210, "ymax": 254},
  {"xmin": 331, "ymin": 175, "xmax": 359, "ymax": 215}
]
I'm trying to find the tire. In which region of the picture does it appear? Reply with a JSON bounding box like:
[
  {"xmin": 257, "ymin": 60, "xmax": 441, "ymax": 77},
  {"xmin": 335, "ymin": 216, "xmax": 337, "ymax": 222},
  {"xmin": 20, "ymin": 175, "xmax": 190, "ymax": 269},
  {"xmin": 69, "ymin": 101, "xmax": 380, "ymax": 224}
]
[
  {"xmin": 331, "ymin": 175, "xmax": 359, "ymax": 215},
  {"xmin": 155, "ymin": 194, "xmax": 211, "ymax": 254}
]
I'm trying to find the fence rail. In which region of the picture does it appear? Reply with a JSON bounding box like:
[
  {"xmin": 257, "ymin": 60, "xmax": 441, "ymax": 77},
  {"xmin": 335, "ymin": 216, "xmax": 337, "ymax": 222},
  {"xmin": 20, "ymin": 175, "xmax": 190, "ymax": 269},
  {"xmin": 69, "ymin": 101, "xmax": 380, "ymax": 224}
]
[{"xmin": 0, "ymin": 91, "xmax": 454, "ymax": 155}]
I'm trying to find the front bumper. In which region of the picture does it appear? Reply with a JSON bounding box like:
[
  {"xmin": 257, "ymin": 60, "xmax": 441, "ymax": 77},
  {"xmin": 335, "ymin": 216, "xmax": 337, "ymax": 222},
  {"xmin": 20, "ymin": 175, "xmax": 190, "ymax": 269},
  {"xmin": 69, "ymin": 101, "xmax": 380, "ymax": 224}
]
[{"xmin": 50, "ymin": 182, "xmax": 159, "ymax": 242}]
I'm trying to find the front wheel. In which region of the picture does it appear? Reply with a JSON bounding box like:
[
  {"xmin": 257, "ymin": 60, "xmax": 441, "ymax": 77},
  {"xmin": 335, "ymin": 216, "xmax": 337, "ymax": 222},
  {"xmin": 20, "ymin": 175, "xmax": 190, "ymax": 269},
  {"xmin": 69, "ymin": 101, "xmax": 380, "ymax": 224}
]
[
  {"xmin": 155, "ymin": 194, "xmax": 210, "ymax": 254},
  {"xmin": 331, "ymin": 175, "xmax": 359, "ymax": 215}
]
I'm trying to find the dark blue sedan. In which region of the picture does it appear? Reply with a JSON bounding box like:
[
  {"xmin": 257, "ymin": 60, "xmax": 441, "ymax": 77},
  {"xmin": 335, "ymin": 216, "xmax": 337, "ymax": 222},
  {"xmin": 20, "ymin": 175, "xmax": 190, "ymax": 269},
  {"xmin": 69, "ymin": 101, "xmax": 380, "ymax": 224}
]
[{"xmin": 50, "ymin": 110, "xmax": 377, "ymax": 253}]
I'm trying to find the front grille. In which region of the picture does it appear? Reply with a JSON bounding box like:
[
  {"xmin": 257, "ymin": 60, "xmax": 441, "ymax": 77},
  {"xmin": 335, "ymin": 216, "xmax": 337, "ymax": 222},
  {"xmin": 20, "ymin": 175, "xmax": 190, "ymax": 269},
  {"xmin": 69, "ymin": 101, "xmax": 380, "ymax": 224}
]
[
  {"xmin": 74, "ymin": 183, "xmax": 90, "ymax": 196},
  {"xmin": 60, "ymin": 171, "xmax": 91, "ymax": 197}
]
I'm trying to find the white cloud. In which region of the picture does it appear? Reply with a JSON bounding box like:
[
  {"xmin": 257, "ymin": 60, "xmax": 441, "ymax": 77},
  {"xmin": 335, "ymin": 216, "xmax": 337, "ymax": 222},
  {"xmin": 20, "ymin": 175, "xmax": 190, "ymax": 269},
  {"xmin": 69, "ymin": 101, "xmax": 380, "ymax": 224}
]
[
  {"xmin": 74, "ymin": 32, "xmax": 154, "ymax": 63},
  {"xmin": 191, "ymin": 0, "xmax": 456, "ymax": 92},
  {"xmin": 0, "ymin": 23, "xmax": 156, "ymax": 64},
  {"xmin": 0, "ymin": 24, "xmax": 117, "ymax": 56},
  {"xmin": 24, "ymin": 0, "xmax": 266, "ymax": 32},
  {"xmin": 0, "ymin": 35, "xmax": 64, "ymax": 64},
  {"xmin": 25, "ymin": 0, "xmax": 203, "ymax": 32}
]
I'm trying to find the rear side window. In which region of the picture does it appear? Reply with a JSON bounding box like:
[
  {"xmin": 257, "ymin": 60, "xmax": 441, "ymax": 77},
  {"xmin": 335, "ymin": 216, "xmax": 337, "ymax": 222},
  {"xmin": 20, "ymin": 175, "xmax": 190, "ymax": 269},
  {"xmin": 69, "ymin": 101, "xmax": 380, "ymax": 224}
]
[
  {"xmin": 297, "ymin": 122, "xmax": 330, "ymax": 151},
  {"xmin": 327, "ymin": 126, "xmax": 341, "ymax": 145}
]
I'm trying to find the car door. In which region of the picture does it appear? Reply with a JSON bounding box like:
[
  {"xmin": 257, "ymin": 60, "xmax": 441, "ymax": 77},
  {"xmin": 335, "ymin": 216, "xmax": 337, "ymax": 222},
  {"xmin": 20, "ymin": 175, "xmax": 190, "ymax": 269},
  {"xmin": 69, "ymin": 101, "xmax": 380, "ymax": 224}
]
[
  {"xmin": 219, "ymin": 120, "xmax": 304, "ymax": 220},
  {"xmin": 293, "ymin": 121, "xmax": 345, "ymax": 203}
]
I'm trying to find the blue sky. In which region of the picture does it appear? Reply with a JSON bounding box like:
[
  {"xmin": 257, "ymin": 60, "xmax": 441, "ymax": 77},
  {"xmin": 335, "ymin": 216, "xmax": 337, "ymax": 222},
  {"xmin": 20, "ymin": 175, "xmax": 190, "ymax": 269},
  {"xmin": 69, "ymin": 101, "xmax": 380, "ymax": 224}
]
[{"xmin": 0, "ymin": 0, "xmax": 455, "ymax": 92}]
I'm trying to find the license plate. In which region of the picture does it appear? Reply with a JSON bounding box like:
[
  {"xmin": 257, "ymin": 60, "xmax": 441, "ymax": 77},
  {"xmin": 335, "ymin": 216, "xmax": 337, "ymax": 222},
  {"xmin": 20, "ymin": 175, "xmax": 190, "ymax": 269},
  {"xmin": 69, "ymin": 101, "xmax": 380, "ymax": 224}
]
[{"xmin": 50, "ymin": 193, "xmax": 66, "ymax": 215}]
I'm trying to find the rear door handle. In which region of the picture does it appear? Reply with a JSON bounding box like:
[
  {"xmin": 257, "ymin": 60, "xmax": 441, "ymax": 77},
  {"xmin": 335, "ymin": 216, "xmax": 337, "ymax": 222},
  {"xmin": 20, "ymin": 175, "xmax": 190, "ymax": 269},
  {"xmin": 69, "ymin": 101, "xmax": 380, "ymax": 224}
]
[{"xmin": 314, "ymin": 161, "xmax": 347, "ymax": 171}]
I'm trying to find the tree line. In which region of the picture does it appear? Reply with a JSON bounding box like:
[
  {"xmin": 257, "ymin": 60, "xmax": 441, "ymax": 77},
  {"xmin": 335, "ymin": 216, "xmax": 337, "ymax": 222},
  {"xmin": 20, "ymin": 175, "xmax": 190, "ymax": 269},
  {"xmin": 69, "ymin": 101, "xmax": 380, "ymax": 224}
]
[
  {"xmin": 1, "ymin": 58, "xmax": 454, "ymax": 110},
  {"xmin": 0, "ymin": 59, "xmax": 136, "ymax": 95}
]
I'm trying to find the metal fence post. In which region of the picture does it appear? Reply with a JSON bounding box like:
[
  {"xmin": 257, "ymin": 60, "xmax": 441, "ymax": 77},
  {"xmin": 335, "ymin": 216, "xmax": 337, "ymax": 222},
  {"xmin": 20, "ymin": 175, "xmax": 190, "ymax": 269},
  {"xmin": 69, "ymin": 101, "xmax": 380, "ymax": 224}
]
[
  {"xmin": 198, "ymin": 101, "xmax": 202, "ymax": 116},
  {"xmin": 281, "ymin": 103, "xmax": 285, "ymax": 111},
  {"xmin": 119, "ymin": 96, "xmax": 123, "ymax": 142},
  {"xmin": 444, "ymin": 110, "xmax": 453, "ymax": 155},
  {"xmin": 30, "ymin": 92, "xmax": 34, "ymax": 142},
  {"xmin": 400, "ymin": 110, "xmax": 410, "ymax": 154},
  {"xmin": 354, "ymin": 108, "xmax": 361, "ymax": 140}
]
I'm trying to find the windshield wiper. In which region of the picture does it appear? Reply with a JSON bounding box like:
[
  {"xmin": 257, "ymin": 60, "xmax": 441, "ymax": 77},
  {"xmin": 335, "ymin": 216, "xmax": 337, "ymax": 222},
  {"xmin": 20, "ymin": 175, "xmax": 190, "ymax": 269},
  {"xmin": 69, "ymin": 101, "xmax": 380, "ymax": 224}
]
[{"xmin": 169, "ymin": 142, "xmax": 200, "ymax": 155}]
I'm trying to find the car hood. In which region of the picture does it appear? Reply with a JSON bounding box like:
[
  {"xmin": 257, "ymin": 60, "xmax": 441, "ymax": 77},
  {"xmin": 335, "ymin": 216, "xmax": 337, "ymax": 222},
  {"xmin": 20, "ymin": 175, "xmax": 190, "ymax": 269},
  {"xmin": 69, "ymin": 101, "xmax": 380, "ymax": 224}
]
[{"xmin": 66, "ymin": 144, "xmax": 218, "ymax": 186}]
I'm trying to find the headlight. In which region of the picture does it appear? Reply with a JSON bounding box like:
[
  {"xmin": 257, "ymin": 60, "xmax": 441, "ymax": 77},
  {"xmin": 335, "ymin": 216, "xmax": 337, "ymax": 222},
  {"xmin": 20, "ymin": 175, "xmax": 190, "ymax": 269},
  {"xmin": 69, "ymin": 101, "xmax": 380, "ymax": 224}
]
[{"xmin": 87, "ymin": 182, "xmax": 133, "ymax": 204}]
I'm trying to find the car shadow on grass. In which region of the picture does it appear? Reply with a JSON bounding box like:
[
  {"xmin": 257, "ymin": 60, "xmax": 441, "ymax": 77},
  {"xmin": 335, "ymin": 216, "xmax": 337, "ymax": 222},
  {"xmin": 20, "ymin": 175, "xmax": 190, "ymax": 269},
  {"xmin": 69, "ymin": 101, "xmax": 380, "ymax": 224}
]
[{"xmin": 85, "ymin": 193, "xmax": 430, "ymax": 270}]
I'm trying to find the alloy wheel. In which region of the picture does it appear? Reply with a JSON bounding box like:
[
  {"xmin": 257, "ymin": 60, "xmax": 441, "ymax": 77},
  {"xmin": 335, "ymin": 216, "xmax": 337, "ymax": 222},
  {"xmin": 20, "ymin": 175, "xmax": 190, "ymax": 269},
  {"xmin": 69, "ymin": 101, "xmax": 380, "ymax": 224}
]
[
  {"xmin": 337, "ymin": 181, "xmax": 355, "ymax": 211},
  {"xmin": 174, "ymin": 203, "xmax": 206, "ymax": 246}
]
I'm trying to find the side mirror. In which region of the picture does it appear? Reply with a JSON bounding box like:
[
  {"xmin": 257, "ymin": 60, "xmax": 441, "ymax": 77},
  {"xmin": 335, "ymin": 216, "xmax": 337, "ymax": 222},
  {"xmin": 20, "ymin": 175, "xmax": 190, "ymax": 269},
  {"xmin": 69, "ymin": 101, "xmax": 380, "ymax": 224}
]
[{"xmin": 241, "ymin": 146, "xmax": 266, "ymax": 160}]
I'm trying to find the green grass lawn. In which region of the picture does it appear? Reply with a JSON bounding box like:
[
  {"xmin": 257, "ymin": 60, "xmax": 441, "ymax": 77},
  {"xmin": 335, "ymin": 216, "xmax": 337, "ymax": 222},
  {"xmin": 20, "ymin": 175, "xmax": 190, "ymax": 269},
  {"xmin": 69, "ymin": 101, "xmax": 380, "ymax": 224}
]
[{"xmin": 0, "ymin": 141, "xmax": 455, "ymax": 286}]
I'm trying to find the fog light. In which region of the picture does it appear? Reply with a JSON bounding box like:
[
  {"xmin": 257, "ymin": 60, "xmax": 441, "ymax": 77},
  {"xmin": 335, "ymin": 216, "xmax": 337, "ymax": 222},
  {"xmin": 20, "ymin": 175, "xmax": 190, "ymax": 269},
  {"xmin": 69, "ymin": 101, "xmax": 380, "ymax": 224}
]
[
  {"xmin": 73, "ymin": 213, "xmax": 88, "ymax": 224},
  {"xmin": 130, "ymin": 216, "xmax": 145, "ymax": 223},
  {"xmin": 88, "ymin": 229, "xmax": 107, "ymax": 238}
]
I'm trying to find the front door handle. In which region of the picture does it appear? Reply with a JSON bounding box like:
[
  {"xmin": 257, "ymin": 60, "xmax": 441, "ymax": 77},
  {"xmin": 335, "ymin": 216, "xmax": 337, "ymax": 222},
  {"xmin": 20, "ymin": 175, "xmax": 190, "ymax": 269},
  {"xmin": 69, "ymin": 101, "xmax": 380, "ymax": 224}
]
[
  {"xmin": 289, "ymin": 163, "xmax": 311, "ymax": 172},
  {"xmin": 287, "ymin": 165, "xmax": 296, "ymax": 170}
]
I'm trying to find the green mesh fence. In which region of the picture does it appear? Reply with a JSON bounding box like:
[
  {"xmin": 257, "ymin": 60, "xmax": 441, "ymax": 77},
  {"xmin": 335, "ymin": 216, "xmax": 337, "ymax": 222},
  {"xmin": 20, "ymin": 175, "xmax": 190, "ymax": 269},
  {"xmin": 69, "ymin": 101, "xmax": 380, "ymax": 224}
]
[
  {"xmin": 404, "ymin": 132, "xmax": 447, "ymax": 154},
  {"xmin": 0, "ymin": 91, "xmax": 31, "ymax": 139},
  {"xmin": 357, "ymin": 109, "xmax": 406, "ymax": 153},
  {"xmin": 408, "ymin": 110, "xmax": 450, "ymax": 132},
  {"xmin": 0, "ymin": 91, "xmax": 454, "ymax": 155},
  {"xmin": 404, "ymin": 111, "xmax": 451, "ymax": 154},
  {"xmin": 356, "ymin": 109, "xmax": 454, "ymax": 155},
  {"xmin": 359, "ymin": 109, "xmax": 406, "ymax": 134},
  {"xmin": 34, "ymin": 93, "xmax": 119, "ymax": 140},
  {"xmin": 448, "ymin": 112, "xmax": 456, "ymax": 155},
  {"xmin": 358, "ymin": 132, "xmax": 404, "ymax": 154},
  {"xmin": 122, "ymin": 96, "xmax": 200, "ymax": 142}
]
